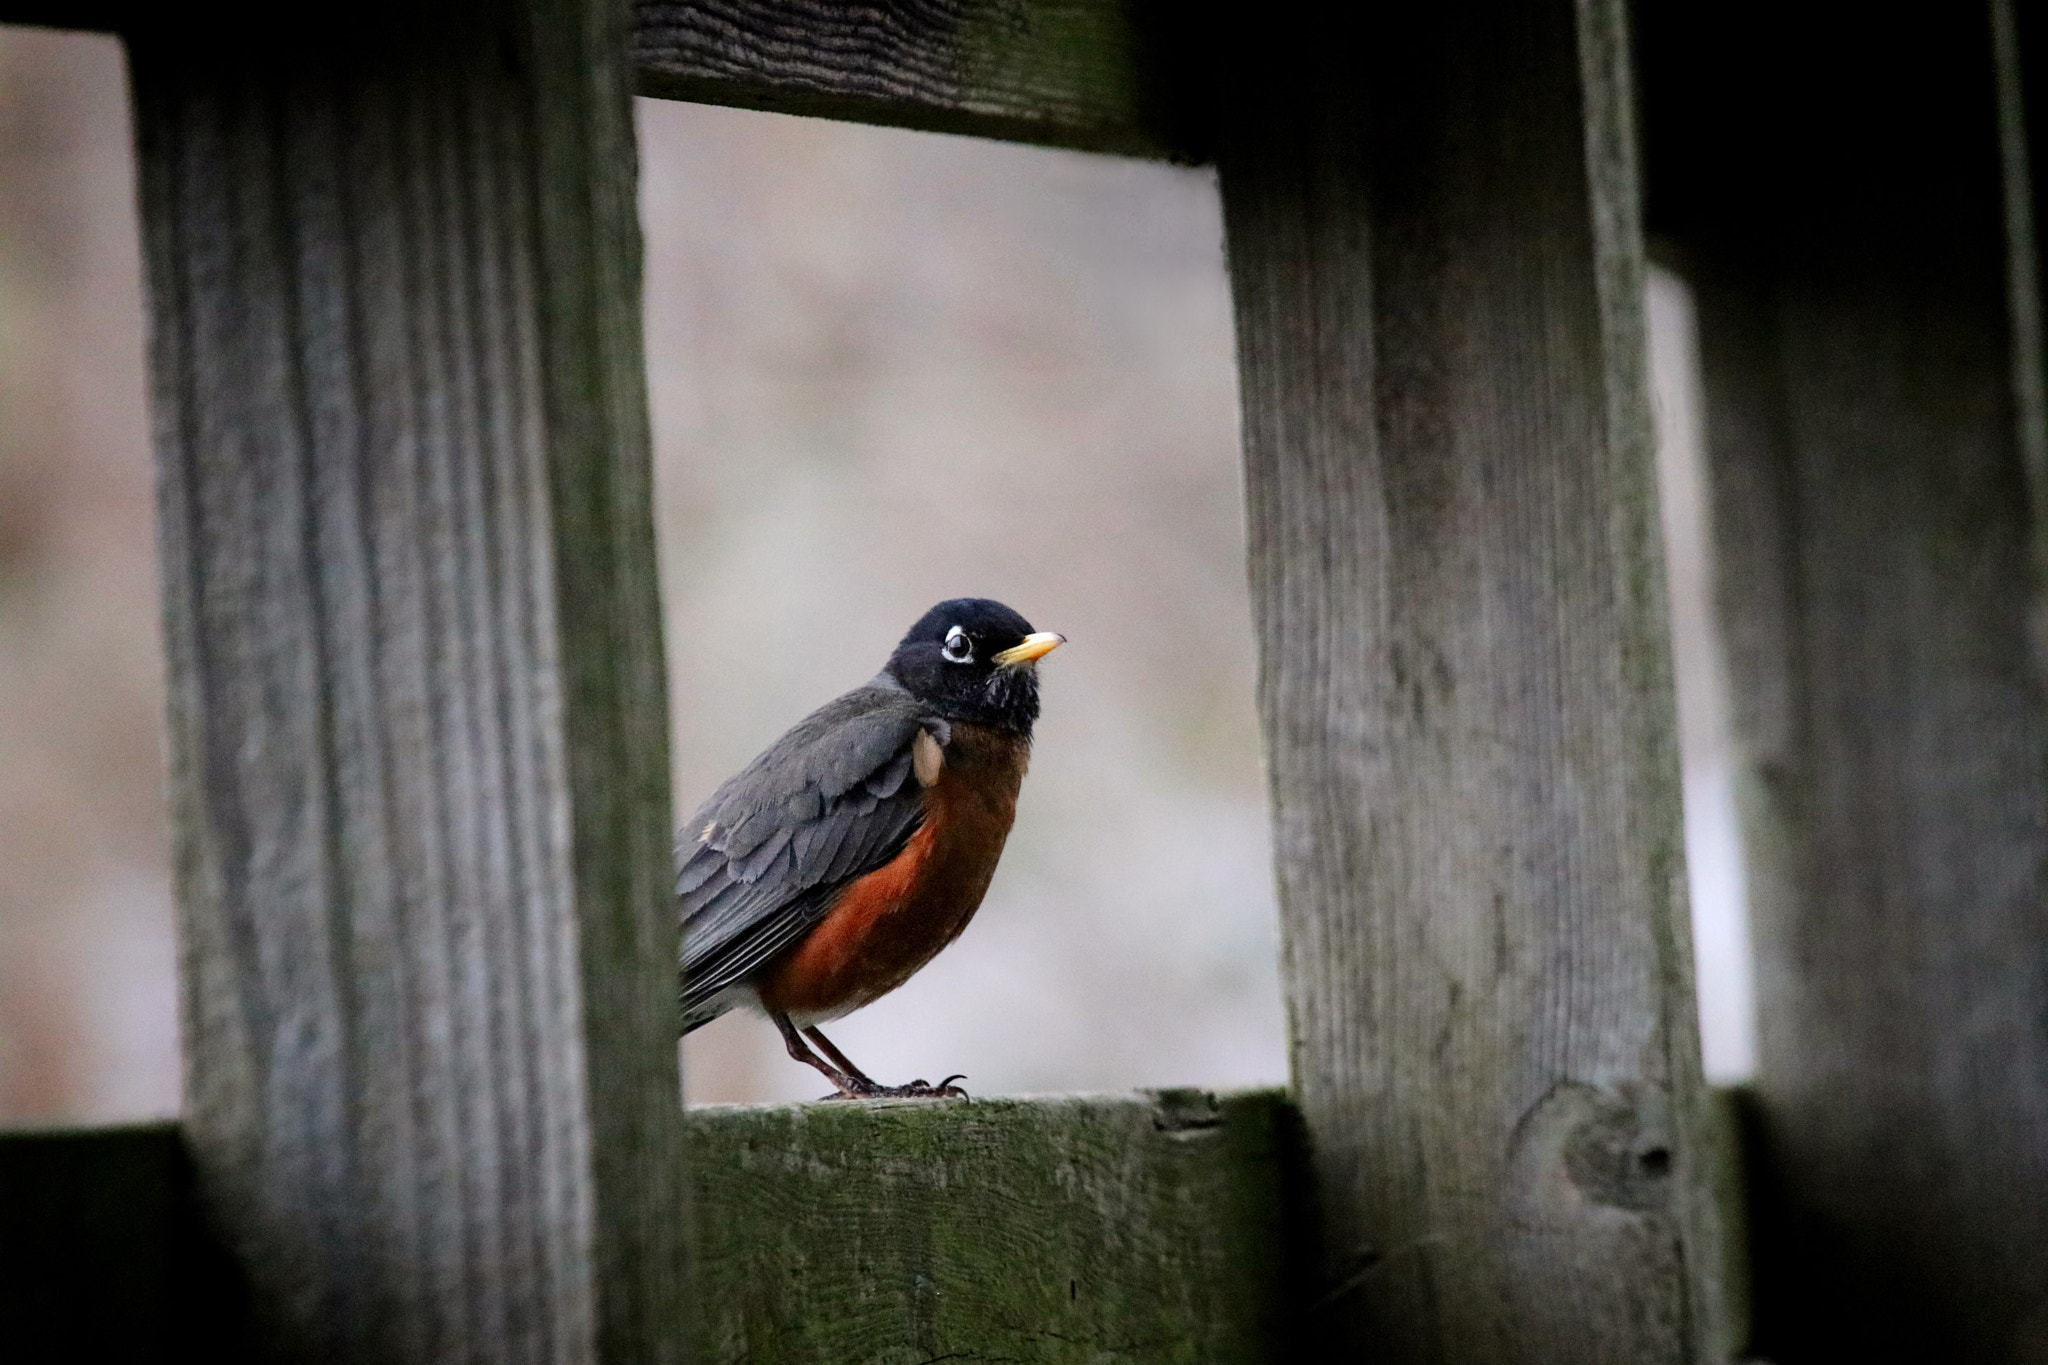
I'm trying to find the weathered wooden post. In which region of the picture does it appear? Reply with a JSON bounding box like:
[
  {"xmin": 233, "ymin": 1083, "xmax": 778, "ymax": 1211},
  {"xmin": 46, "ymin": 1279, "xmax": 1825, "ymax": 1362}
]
[
  {"xmin": 1216, "ymin": 1, "xmax": 1723, "ymax": 1358},
  {"xmin": 122, "ymin": 2, "xmax": 684, "ymax": 1358},
  {"xmin": 1638, "ymin": 1, "xmax": 2048, "ymax": 1357}
]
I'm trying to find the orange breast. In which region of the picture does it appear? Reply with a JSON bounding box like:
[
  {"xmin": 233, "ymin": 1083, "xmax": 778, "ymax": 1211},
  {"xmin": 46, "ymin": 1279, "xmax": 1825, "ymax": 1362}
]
[{"xmin": 754, "ymin": 724, "xmax": 1028, "ymax": 1024}]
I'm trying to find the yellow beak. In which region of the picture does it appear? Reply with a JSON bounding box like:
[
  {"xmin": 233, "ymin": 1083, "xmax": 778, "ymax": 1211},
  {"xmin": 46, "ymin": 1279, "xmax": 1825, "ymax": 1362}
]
[{"xmin": 992, "ymin": 632, "xmax": 1065, "ymax": 667}]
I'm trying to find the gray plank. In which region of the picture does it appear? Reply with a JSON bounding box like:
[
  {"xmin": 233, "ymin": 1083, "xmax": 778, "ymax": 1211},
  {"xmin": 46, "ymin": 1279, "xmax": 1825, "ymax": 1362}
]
[
  {"xmin": 629, "ymin": 0, "xmax": 1198, "ymax": 160},
  {"xmin": 1640, "ymin": 1, "xmax": 2048, "ymax": 1357},
  {"xmin": 685, "ymin": 1090, "xmax": 1299, "ymax": 1364},
  {"xmin": 126, "ymin": 6, "xmax": 683, "ymax": 1361},
  {"xmin": 1, "ymin": 2, "xmax": 1200, "ymax": 162},
  {"xmin": 1216, "ymin": 2, "xmax": 1722, "ymax": 1359}
]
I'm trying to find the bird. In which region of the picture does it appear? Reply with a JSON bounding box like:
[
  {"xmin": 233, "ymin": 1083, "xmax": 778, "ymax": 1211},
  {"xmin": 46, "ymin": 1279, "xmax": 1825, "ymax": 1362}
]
[{"xmin": 676, "ymin": 598, "xmax": 1064, "ymax": 1099}]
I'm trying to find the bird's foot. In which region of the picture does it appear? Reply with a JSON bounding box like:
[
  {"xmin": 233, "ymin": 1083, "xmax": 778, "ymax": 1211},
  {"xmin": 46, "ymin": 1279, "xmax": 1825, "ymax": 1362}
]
[{"xmin": 824, "ymin": 1073, "xmax": 969, "ymax": 1102}]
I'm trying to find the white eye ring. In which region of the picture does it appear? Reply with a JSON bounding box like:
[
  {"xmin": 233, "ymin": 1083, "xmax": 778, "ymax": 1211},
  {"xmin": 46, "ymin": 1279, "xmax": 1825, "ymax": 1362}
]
[{"xmin": 941, "ymin": 626, "xmax": 973, "ymax": 663}]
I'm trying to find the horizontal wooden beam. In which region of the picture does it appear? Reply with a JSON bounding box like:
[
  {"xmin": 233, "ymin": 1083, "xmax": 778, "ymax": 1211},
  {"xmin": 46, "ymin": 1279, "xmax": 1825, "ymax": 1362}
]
[
  {"xmin": 686, "ymin": 1089, "xmax": 1300, "ymax": 1363},
  {"xmin": 3, "ymin": 1092, "xmax": 1303, "ymax": 1361},
  {"xmin": 5, "ymin": 1090, "xmax": 1761, "ymax": 1360},
  {"xmin": 630, "ymin": 0, "xmax": 1201, "ymax": 160},
  {"xmin": 0, "ymin": 1, "xmax": 1202, "ymax": 162}
]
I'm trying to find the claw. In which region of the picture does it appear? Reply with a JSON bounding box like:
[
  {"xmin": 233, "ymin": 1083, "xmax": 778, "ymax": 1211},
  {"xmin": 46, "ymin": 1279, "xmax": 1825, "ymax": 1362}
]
[
  {"xmin": 898, "ymin": 1074, "xmax": 969, "ymax": 1100},
  {"xmin": 820, "ymin": 1074, "xmax": 970, "ymax": 1101},
  {"xmin": 820, "ymin": 1074, "xmax": 885, "ymax": 1101}
]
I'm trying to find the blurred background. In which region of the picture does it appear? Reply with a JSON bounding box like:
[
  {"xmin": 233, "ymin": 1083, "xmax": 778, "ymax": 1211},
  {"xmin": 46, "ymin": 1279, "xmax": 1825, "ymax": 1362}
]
[{"xmin": 0, "ymin": 23, "xmax": 1750, "ymax": 1122}]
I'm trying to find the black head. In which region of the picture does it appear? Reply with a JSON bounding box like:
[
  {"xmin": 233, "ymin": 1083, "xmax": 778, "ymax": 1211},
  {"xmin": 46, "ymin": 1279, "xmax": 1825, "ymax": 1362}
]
[{"xmin": 883, "ymin": 598, "xmax": 1064, "ymax": 734}]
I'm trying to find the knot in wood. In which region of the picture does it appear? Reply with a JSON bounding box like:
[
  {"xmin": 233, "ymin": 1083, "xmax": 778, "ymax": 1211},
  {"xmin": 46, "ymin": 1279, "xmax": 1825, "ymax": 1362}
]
[{"xmin": 1509, "ymin": 1082, "xmax": 1675, "ymax": 1221}]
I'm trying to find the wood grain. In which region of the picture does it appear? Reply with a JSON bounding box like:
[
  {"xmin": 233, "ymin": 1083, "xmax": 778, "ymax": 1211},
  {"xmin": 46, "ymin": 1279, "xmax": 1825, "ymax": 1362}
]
[
  {"xmin": 126, "ymin": 5, "xmax": 683, "ymax": 1360},
  {"xmin": 1640, "ymin": 4, "xmax": 2048, "ymax": 1356},
  {"xmin": 1216, "ymin": 2, "xmax": 1720, "ymax": 1358},
  {"xmin": 629, "ymin": 0, "xmax": 1200, "ymax": 161},
  {"xmin": 3, "ymin": 1, "xmax": 1200, "ymax": 160},
  {"xmin": 684, "ymin": 1090, "xmax": 1299, "ymax": 1364}
]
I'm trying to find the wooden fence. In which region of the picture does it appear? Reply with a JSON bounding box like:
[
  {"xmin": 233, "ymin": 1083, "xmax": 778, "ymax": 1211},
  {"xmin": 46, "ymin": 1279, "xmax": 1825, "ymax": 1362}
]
[{"xmin": 0, "ymin": 1, "xmax": 2041, "ymax": 1362}]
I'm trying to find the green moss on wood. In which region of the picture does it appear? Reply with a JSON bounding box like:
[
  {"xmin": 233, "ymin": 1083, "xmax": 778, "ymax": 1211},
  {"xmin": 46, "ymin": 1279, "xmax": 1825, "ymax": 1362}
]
[{"xmin": 683, "ymin": 1089, "xmax": 1298, "ymax": 1364}]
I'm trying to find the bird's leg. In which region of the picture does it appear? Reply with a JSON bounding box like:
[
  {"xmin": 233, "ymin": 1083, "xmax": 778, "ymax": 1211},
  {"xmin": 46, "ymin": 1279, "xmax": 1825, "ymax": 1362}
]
[
  {"xmin": 802, "ymin": 1026, "xmax": 876, "ymax": 1087},
  {"xmin": 771, "ymin": 1014, "xmax": 967, "ymax": 1100},
  {"xmin": 805, "ymin": 1024, "xmax": 968, "ymax": 1101},
  {"xmin": 771, "ymin": 1011, "xmax": 873, "ymax": 1098}
]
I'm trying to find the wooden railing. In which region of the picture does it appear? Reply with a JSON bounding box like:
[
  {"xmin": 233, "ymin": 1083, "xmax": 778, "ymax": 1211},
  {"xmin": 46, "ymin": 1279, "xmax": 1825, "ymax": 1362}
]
[{"xmin": 0, "ymin": 1, "xmax": 2042, "ymax": 1361}]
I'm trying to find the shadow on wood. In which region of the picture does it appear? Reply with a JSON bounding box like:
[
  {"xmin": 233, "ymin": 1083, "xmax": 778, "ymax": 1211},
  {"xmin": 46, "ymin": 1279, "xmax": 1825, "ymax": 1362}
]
[
  {"xmin": 0, "ymin": 1124, "xmax": 246, "ymax": 1363},
  {"xmin": 1640, "ymin": 1, "xmax": 2048, "ymax": 1357}
]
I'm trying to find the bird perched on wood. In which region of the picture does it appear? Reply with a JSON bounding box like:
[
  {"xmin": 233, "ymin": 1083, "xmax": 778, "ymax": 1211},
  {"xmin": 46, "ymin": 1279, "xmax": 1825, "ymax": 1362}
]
[{"xmin": 677, "ymin": 598, "xmax": 1064, "ymax": 1099}]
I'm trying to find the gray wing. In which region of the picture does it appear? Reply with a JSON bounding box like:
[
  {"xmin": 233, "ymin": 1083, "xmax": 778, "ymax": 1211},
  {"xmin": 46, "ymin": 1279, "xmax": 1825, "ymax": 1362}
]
[{"xmin": 677, "ymin": 682, "xmax": 940, "ymax": 1032}]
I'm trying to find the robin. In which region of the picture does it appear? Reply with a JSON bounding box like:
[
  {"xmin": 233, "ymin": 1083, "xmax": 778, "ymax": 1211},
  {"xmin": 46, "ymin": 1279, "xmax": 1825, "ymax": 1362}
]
[{"xmin": 677, "ymin": 598, "xmax": 1064, "ymax": 1099}]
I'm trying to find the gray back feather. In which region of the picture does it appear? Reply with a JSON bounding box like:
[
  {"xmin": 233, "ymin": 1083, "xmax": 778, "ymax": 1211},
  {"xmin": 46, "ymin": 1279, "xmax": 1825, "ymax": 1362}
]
[{"xmin": 677, "ymin": 679, "xmax": 937, "ymax": 1031}]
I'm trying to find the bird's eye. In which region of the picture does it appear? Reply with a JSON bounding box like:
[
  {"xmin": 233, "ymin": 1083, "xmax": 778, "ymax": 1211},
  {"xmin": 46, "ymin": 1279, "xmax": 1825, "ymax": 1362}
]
[{"xmin": 941, "ymin": 627, "xmax": 973, "ymax": 663}]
